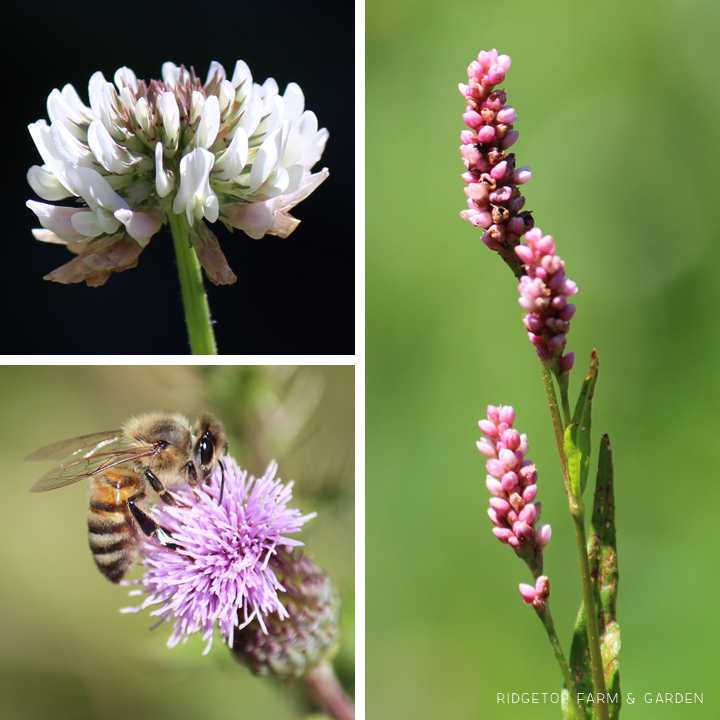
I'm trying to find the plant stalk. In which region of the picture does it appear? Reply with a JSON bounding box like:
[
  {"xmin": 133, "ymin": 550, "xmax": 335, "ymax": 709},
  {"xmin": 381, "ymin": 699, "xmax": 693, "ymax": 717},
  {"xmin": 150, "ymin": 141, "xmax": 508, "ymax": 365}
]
[
  {"xmin": 535, "ymin": 604, "xmax": 585, "ymax": 720},
  {"xmin": 303, "ymin": 662, "xmax": 355, "ymax": 720},
  {"xmin": 539, "ymin": 359, "xmax": 609, "ymax": 720},
  {"xmin": 168, "ymin": 212, "xmax": 217, "ymax": 354}
]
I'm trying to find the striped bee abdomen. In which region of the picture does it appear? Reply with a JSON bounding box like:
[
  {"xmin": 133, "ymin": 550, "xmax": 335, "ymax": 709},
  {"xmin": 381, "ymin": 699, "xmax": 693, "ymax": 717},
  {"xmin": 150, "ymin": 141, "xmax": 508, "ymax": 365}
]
[{"xmin": 87, "ymin": 469, "xmax": 144, "ymax": 583}]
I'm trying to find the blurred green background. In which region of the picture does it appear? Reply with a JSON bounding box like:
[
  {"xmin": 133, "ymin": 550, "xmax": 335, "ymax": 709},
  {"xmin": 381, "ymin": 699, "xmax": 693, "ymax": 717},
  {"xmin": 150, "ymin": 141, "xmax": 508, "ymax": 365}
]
[
  {"xmin": 367, "ymin": 0, "xmax": 720, "ymax": 718},
  {"xmin": 0, "ymin": 366, "xmax": 353, "ymax": 720}
]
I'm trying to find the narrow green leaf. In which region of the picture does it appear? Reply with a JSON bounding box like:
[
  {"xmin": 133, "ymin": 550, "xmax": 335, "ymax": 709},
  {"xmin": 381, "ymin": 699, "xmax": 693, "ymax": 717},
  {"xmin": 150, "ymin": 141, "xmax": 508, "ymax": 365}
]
[
  {"xmin": 563, "ymin": 350, "xmax": 599, "ymax": 499},
  {"xmin": 563, "ymin": 434, "xmax": 621, "ymax": 719},
  {"xmin": 589, "ymin": 434, "xmax": 621, "ymax": 718}
]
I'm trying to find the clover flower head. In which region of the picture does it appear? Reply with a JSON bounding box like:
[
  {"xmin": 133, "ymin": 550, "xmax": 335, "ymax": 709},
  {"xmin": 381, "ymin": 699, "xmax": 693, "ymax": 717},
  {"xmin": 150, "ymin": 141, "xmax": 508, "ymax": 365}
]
[
  {"xmin": 516, "ymin": 227, "xmax": 578, "ymax": 372},
  {"xmin": 477, "ymin": 404, "xmax": 551, "ymax": 577},
  {"xmin": 459, "ymin": 50, "xmax": 533, "ymax": 273},
  {"xmin": 122, "ymin": 457, "xmax": 316, "ymax": 655},
  {"xmin": 27, "ymin": 60, "xmax": 329, "ymax": 286}
]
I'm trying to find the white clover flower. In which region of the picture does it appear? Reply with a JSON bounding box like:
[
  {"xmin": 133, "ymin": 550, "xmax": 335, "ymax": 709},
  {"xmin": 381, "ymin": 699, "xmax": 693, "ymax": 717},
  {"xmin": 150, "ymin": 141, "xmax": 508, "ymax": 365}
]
[{"xmin": 27, "ymin": 60, "xmax": 329, "ymax": 286}]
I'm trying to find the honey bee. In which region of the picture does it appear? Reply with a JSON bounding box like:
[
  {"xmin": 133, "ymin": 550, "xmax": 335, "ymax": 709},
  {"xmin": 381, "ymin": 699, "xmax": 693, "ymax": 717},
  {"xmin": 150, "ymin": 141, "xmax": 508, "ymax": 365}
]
[{"xmin": 26, "ymin": 412, "xmax": 227, "ymax": 583}]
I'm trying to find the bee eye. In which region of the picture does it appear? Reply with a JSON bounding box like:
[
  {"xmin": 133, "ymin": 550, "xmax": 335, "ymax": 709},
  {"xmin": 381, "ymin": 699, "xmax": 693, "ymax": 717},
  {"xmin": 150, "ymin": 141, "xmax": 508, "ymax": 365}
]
[{"xmin": 198, "ymin": 434, "xmax": 214, "ymax": 467}]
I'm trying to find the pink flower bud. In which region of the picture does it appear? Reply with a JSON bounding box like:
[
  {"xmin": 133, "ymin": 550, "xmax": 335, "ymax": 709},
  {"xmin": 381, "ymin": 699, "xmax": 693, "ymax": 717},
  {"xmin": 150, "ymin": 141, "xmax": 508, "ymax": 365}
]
[
  {"xmin": 496, "ymin": 106, "xmax": 518, "ymax": 124},
  {"xmin": 477, "ymin": 438, "xmax": 498, "ymax": 458},
  {"xmin": 479, "ymin": 418, "xmax": 500, "ymax": 438},
  {"xmin": 486, "ymin": 476, "xmax": 504, "ymax": 497},
  {"xmin": 486, "ymin": 459, "xmax": 505, "ymax": 478},
  {"xmin": 501, "ymin": 471, "xmax": 518, "ymax": 492},
  {"xmin": 561, "ymin": 352, "xmax": 575, "ymax": 372},
  {"xmin": 476, "ymin": 125, "xmax": 496, "ymax": 144},
  {"xmin": 512, "ymin": 166, "xmax": 532, "ymax": 184},
  {"xmin": 518, "ymin": 504, "xmax": 536, "ymax": 525},
  {"xmin": 489, "ymin": 497, "xmax": 511, "ymax": 515},
  {"xmin": 498, "ymin": 406, "xmax": 515, "ymax": 425},
  {"xmin": 490, "ymin": 160, "xmax": 508, "ymax": 181},
  {"xmin": 522, "ymin": 484, "xmax": 538, "ymax": 502},
  {"xmin": 519, "ymin": 583, "xmax": 538, "ymax": 604},
  {"xmin": 499, "ymin": 448, "xmax": 517, "ymax": 470},
  {"xmin": 493, "ymin": 527, "xmax": 514, "ymax": 543},
  {"xmin": 535, "ymin": 524, "xmax": 552, "ymax": 549}
]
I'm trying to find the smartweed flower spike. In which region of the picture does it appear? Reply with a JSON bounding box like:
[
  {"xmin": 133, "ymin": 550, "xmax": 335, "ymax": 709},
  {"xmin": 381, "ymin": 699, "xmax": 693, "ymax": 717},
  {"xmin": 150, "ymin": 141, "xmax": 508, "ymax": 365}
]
[
  {"xmin": 122, "ymin": 457, "xmax": 316, "ymax": 654},
  {"xmin": 516, "ymin": 227, "xmax": 578, "ymax": 372},
  {"xmin": 232, "ymin": 549, "xmax": 341, "ymax": 679},
  {"xmin": 477, "ymin": 405, "xmax": 551, "ymax": 578},
  {"xmin": 27, "ymin": 61, "xmax": 329, "ymax": 286},
  {"xmin": 459, "ymin": 50, "xmax": 533, "ymax": 275}
]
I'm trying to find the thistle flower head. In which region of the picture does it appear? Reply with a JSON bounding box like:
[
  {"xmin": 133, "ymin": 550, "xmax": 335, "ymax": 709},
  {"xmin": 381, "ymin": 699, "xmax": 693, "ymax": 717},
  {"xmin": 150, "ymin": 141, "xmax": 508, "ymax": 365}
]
[
  {"xmin": 459, "ymin": 50, "xmax": 533, "ymax": 275},
  {"xmin": 122, "ymin": 457, "xmax": 316, "ymax": 654},
  {"xmin": 477, "ymin": 404, "xmax": 550, "ymax": 577},
  {"xmin": 27, "ymin": 60, "xmax": 329, "ymax": 286},
  {"xmin": 516, "ymin": 227, "xmax": 578, "ymax": 372},
  {"xmin": 231, "ymin": 549, "xmax": 341, "ymax": 679}
]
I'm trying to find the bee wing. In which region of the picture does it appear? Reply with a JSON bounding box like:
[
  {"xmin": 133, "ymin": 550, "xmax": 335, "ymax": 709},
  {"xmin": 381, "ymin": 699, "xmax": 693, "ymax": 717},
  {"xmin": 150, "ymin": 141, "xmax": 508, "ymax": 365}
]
[
  {"xmin": 28, "ymin": 445, "xmax": 157, "ymax": 493},
  {"xmin": 25, "ymin": 430, "xmax": 124, "ymax": 464}
]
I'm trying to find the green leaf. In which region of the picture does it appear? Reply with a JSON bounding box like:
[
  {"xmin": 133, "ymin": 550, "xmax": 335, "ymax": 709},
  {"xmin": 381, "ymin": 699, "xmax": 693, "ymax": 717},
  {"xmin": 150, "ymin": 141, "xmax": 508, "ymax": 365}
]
[
  {"xmin": 563, "ymin": 434, "xmax": 621, "ymax": 719},
  {"xmin": 563, "ymin": 350, "xmax": 599, "ymax": 499}
]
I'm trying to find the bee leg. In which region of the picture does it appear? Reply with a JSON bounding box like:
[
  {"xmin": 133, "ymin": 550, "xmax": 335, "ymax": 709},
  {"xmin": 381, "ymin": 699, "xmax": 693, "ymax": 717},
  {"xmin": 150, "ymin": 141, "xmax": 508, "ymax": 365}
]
[
  {"xmin": 145, "ymin": 469, "xmax": 175, "ymax": 505},
  {"xmin": 127, "ymin": 497, "xmax": 178, "ymax": 551},
  {"xmin": 218, "ymin": 458, "xmax": 226, "ymax": 505}
]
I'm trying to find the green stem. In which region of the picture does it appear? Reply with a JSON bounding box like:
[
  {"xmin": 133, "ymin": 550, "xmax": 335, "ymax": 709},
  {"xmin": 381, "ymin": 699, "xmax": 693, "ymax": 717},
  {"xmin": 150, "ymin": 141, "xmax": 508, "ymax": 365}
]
[
  {"xmin": 168, "ymin": 212, "xmax": 217, "ymax": 354},
  {"xmin": 556, "ymin": 369, "xmax": 572, "ymax": 427},
  {"xmin": 539, "ymin": 360, "xmax": 609, "ymax": 720},
  {"xmin": 571, "ymin": 514, "xmax": 610, "ymax": 720},
  {"xmin": 535, "ymin": 604, "xmax": 585, "ymax": 720}
]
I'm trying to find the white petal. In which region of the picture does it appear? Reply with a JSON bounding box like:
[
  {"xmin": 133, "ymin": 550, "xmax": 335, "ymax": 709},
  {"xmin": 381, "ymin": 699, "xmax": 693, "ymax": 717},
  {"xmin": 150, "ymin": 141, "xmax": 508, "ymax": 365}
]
[
  {"xmin": 162, "ymin": 62, "xmax": 180, "ymax": 86},
  {"xmin": 26, "ymin": 200, "xmax": 87, "ymax": 240},
  {"xmin": 225, "ymin": 199, "xmax": 278, "ymax": 239},
  {"xmin": 189, "ymin": 91, "xmax": 205, "ymax": 125},
  {"xmin": 88, "ymin": 71, "xmax": 107, "ymax": 120},
  {"xmin": 114, "ymin": 208, "xmax": 163, "ymax": 247},
  {"xmin": 155, "ymin": 142, "xmax": 173, "ymax": 197},
  {"xmin": 218, "ymin": 80, "xmax": 235, "ymax": 115},
  {"xmin": 213, "ymin": 127, "xmax": 248, "ymax": 181},
  {"xmin": 50, "ymin": 120, "xmax": 94, "ymax": 167},
  {"xmin": 205, "ymin": 61, "xmax": 226, "ymax": 86},
  {"xmin": 87, "ymin": 119, "xmax": 128, "ymax": 174},
  {"xmin": 173, "ymin": 147, "xmax": 217, "ymax": 225},
  {"xmin": 96, "ymin": 207, "xmax": 122, "ymax": 235},
  {"xmin": 231, "ymin": 60, "xmax": 252, "ymax": 91},
  {"xmin": 256, "ymin": 166, "xmax": 289, "ymax": 198},
  {"xmin": 160, "ymin": 92, "xmax": 180, "ymax": 150},
  {"xmin": 255, "ymin": 94, "xmax": 282, "ymax": 137},
  {"xmin": 70, "ymin": 210, "xmax": 104, "ymax": 237},
  {"xmin": 27, "ymin": 165, "xmax": 72, "ymax": 201},
  {"xmin": 65, "ymin": 166, "xmax": 129, "ymax": 213},
  {"xmin": 47, "ymin": 89, "xmax": 87, "ymax": 141},
  {"xmin": 196, "ymin": 95, "xmax": 220, "ymax": 148},
  {"xmin": 297, "ymin": 127, "xmax": 329, "ymax": 170},
  {"xmin": 135, "ymin": 97, "xmax": 152, "ymax": 136},
  {"xmin": 61, "ymin": 84, "xmax": 94, "ymax": 122},
  {"xmin": 259, "ymin": 77, "xmax": 279, "ymax": 99},
  {"xmin": 28, "ymin": 121, "xmax": 73, "ymax": 187},
  {"xmin": 238, "ymin": 95, "xmax": 262, "ymax": 137},
  {"xmin": 283, "ymin": 83, "xmax": 305, "ymax": 121},
  {"xmin": 114, "ymin": 67, "xmax": 138, "ymax": 93},
  {"xmin": 250, "ymin": 126, "xmax": 282, "ymax": 192}
]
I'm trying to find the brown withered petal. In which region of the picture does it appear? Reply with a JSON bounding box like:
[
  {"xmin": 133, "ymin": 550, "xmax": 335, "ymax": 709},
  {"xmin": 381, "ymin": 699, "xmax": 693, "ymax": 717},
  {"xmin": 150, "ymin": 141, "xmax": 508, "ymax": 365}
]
[
  {"xmin": 190, "ymin": 225, "xmax": 237, "ymax": 285},
  {"xmin": 44, "ymin": 234, "xmax": 144, "ymax": 287}
]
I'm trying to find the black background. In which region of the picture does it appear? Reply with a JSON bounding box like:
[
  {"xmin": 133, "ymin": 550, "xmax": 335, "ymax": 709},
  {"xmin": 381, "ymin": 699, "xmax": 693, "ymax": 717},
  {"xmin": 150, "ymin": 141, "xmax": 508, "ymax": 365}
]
[{"xmin": 3, "ymin": 0, "xmax": 355, "ymax": 355}]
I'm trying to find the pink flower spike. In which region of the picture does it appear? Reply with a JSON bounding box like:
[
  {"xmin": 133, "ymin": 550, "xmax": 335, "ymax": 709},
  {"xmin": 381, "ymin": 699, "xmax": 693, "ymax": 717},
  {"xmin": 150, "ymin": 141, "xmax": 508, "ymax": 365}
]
[{"xmin": 477, "ymin": 405, "xmax": 549, "ymax": 576}]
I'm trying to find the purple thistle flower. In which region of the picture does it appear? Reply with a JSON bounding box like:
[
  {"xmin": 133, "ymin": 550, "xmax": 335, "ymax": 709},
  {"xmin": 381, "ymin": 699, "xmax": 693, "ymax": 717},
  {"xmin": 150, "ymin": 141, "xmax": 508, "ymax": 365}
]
[
  {"xmin": 477, "ymin": 405, "xmax": 551, "ymax": 578},
  {"xmin": 515, "ymin": 227, "xmax": 578, "ymax": 372},
  {"xmin": 122, "ymin": 457, "xmax": 316, "ymax": 654},
  {"xmin": 459, "ymin": 49, "xmax": 534, "ymax": 276}
]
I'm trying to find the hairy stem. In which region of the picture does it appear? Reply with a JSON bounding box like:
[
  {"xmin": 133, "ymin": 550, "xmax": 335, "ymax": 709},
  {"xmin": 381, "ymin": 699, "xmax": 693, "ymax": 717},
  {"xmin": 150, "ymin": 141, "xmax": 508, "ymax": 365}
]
[
  {"xmin": 168, "ymin": 212, "xmax": 217, "ymax": 355},
  {"xmin": 303, "ymin": 662, "xmax": 355, "ymax": 720}
]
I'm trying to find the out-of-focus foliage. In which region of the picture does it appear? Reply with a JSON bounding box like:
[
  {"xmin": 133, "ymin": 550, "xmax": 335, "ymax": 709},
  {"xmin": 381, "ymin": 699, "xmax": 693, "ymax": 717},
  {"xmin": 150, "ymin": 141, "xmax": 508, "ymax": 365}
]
[
  {"xmin": 367, "ymin": 0, "xmax": 720, "ymax": 718},
  {"xmin": 0, "ymin": 365, "xmax": 353, "ymax": 720}
]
